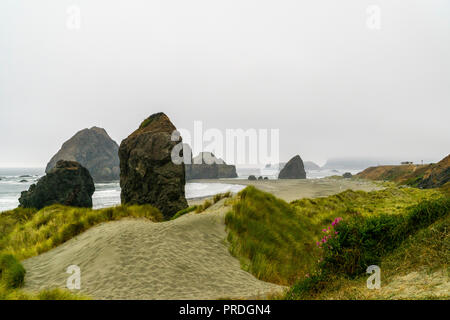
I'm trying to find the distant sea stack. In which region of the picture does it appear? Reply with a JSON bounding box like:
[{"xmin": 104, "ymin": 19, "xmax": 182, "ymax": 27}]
[
  {"xmin": 304, "ymin": 161, "xmax": 321, "ymax": 171},
  {"xmin": 19, "ymin": 160, "xmax": 95, "ymax": 209},
  {"xmin": 46, "ymin": 127, "xmax": 120, "ymax": 182},
  {"xmin": 185, "ymin": 152, "xmax": 238, "ymax": 180},
  {"xmin": 118, "ymin": 112, "xmax": 188, "ymax": 219},
  {"xmin": 278, "ymin": 155, "xmax": 306, "ymax": 179}
]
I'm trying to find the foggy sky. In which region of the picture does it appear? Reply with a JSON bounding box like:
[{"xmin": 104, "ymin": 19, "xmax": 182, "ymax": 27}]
[{"xmin": 1, "ymin": 0, "xmax": 449, "ymax": 167}]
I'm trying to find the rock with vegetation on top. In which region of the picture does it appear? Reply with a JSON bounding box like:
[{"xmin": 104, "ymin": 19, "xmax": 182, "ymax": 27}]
[
  {"xmin": 19, "ymin": 160, "xmax": 95, "ymax": 209},
  {"xmin": 248, "ymin": 175, "xmax": 257, "ymax": 181},
  {"xmin": 119, "ymin": 112, "xmax": 188, "ymax": 219},
  {"xmin": 46, "ymin": 127, "xmax": 120, "ymax": 182},
  {"xmin": 278, "ymin": 155, "xmax": 306, "ymax": 179}
]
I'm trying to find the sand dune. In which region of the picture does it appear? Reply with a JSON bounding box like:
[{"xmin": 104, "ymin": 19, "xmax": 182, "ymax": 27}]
[{"xmin": 22, "ymin": 200, "xmax": 285, "ymax": 300}]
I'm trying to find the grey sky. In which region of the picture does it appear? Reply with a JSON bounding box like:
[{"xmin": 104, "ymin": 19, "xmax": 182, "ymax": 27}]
[{"xmin": 1, "ymin": 0, "xmax": 449, "ymax": 167}]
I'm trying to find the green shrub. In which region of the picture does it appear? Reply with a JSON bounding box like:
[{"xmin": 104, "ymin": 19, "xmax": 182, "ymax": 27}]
[
  {"xmin": 0, "ymin": 254, "xmax": 26, "ymax": 289},
  {"xmin": 320, "ymin": 196, "xmax": 450, "ymax": 277}
]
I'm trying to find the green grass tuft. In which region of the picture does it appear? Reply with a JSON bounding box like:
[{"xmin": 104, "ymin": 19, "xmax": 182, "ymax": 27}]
[
  {"xmin": 0, "ymin": 253, "xmax": 26, "ymax": 289},
  {"xmin": 171, "ymin": 205, "xmax": 197, "ymax": 220}
]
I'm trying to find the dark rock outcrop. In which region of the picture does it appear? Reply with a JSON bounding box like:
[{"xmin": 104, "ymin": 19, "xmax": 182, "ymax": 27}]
[
  {"xmin": 46, "ymin": 127, "xmax": 120, "ymax": 182},
  {"xmin": 119, "ymin": 112, "xmax": 188, "ymax": 219},
  {"xmin": 185, "ymin": 152, "xmax": 238, "ymax": 180},
  {"xmin": 258, "ymin": 176, "xmax": 263, "ymax": 180},
  {"xmin": 248, "ymin": 175, "xmax": 257, "ymax": 181},
  {"xmin": 278, "ymin": 155, "xmax": 306, "ymax": 179},
  {"xmin": 343, "ymin": 172, "xmax": 353, "ymax": 178},
  {"xmin": 19, "ymin": 160, "xmax": 95, "ymax": 209}
]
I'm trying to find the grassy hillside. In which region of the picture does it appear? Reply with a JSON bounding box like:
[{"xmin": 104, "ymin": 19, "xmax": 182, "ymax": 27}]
[
  {"xmin": 357, "ymin": 154, "xmax": 450, "ymax": 188},
  {"xmin": 225, "ymin": 186, "xmax": 444, "ymax": 286}
]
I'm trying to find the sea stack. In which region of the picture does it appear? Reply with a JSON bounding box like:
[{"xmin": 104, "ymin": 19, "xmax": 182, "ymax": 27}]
[
  {"xmin": 46, "ymin": 127, "xmax": 120, "ymax": 182},
  {"xmin": 185, "ymin": 151, "xmax": 238, "ymax": 180},
  {"xmin": 118, "ymin": 112, "xmax": 188, "ymax": 219},
  {"xmin": 278, "ymin": 155, "xmax": 307, "ymax": 179},
  {"xmin": 19, "ymin": 160, "xmax": 95, "ymax": 209}
]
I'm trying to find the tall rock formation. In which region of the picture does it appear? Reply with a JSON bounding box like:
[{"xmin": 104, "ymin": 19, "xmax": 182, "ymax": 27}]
[
  {"xmin": 118, "ymin": 112, "xmax": 188, "ymax": 219},
  {"xmin": 19, "ymin": 160, "xmax": 95, "ymax": 209},
  {"xmin": 278, "ymin": 155, "xmax": 307, "ymax": 179},
  {"xmin": 46, "ymin": 127, "xmax": 120, "ymax": 182}
]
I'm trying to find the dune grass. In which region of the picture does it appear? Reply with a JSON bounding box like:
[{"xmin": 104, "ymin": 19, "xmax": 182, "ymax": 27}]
[
  {"xmin": 171, "ymin": 205, "xmax": 198, "ymax": 220},
  {"xmin": 195, "ymin": 192, "xmax": 232, "ymax": 213},
  {"xmin": 225, "ymin": 186, "xmax": 316, "ymax": 285},
  {"xmin": 0, "ymin": 287, "xmax": 90, "ymax": 300},
  {"xmin": 225, "ymin": 186, "xmax": 446, "ymax": 287}
]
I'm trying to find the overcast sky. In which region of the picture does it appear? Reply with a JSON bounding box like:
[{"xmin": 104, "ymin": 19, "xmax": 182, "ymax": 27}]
[{"xmin": 1, "ymin": 0, "xmax": 449, "ymax": 167}]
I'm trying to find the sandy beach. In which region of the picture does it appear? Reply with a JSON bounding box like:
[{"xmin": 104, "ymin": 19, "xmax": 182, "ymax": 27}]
[{"xmin": 188, "ymin": 178, "xmax": 382, "ymax": 205}]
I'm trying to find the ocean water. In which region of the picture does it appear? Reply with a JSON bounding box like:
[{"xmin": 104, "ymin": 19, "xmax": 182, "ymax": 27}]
[
  {"xmin": 237, "ymin": 167, "xmax": 362, "ymax": 180},
  {"xmin": 0, "ymin": 167, "xmax": 362, "ymax": 213},
  {"xmin": 0, "ymin": 168, "xmax": 245, "ymax": 212}
]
